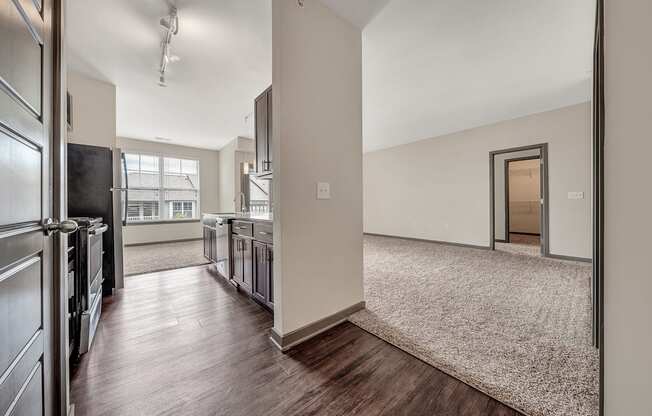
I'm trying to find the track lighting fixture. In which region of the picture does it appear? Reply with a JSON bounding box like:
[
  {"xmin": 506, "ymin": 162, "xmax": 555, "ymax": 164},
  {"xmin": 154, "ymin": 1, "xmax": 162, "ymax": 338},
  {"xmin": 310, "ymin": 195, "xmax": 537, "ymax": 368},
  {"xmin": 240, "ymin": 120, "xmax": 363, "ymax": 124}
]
[{"xmin": 158, "ymin": 6, "xmax": 180, "ymax": 87}]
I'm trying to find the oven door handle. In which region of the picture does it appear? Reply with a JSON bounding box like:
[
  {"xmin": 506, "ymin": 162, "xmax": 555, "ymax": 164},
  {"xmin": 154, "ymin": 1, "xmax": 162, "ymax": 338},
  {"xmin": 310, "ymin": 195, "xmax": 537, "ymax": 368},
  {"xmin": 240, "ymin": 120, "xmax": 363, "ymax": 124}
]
[{"xmin": 89, "ymin": 225, "xmax": 109, "ymax": 236}]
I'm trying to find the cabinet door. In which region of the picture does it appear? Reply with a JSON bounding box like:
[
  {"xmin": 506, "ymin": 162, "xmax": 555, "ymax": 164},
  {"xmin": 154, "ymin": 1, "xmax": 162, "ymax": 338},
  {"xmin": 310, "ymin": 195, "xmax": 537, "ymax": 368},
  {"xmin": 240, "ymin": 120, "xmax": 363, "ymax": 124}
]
[
  {"xmin": 266, "ymin": 88, "xmax": 272, "ymax": 171},
  {"xmin": 232, "ymin": 235, "xmax": 243, "ymax": 283},
  {"xmin": 252, "ymin": 241, "xmax": 267, "ymax": 304},
  {"xmin": 255, "ymin": 91, "xmax": 268, "ymax": 173},
  {"xmin": 241, "ymin": 238, "xmax": 253, "ymax": 293},
  {"xmin": 266, "ymin": 245, "xmax": 274, "ymax": 309}
]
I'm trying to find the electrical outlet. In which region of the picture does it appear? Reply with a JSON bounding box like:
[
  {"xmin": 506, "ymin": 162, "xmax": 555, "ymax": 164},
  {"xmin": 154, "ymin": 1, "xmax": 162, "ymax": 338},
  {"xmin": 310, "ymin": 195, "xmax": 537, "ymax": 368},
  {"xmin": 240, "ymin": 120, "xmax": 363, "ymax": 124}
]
[{"xmin": 317, "ymin": 182, "xmax": 331, "ymax": 200}]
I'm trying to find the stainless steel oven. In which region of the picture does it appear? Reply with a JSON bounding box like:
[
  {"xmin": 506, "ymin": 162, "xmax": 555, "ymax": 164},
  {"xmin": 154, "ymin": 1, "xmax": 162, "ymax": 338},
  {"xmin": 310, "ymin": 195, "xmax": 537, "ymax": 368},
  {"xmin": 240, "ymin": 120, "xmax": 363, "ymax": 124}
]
[{"xmin": 71, "ymin": 217, "xmax": 108, "ymax": 354}]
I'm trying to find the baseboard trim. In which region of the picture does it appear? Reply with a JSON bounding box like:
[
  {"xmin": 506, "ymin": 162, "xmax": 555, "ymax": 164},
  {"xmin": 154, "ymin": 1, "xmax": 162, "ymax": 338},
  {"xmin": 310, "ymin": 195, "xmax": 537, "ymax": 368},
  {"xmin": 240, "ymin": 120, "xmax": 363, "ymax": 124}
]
[
  {"xmin": 365, "ymin": 233, "xmax": 490, "ymax": 251},
  {"xmin": 494, "ymin": 239, "xmax": 507, "ymax": 243},
  {"xmin": 547, "ymin": 253, "xmax": 592, "ymax": 263},
  {"xmin": 270, "ymin": 301, "xmax": 366, "ymax": 352},
  {"xmin": 125, "ymin": 238, "xmax": 202, "ymax": 247}
]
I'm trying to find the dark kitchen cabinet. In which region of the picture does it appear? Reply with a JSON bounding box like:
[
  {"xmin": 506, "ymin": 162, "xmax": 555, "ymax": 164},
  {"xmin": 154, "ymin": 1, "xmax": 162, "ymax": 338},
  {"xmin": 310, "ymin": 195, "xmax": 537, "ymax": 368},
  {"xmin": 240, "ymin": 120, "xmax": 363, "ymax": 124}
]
[
  {"xmin": 266, "ymin": 245, "xmax": 274, "ymax": 309},
  {"xmin": 232, "ymin": 234, "xmax": 253, "ymax": 293},
  {"xmin": 253, "ymin": 241, "xmax": 274, "ymax": 310},
  {"xmin": 255, "ymin": 86, "xmax": 273, "ymax": 175}
]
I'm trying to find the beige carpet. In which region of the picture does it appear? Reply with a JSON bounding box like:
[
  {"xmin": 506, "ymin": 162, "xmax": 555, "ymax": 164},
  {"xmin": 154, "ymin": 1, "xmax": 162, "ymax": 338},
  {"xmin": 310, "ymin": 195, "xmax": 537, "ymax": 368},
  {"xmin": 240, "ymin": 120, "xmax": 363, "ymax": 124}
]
[
  {"xmin": 350, "ymin": 235, "xmax": 598, "ymax": 416},
  {"xmin": 124, "ymin": 239, "xmax": 210, "ymax": 276}
]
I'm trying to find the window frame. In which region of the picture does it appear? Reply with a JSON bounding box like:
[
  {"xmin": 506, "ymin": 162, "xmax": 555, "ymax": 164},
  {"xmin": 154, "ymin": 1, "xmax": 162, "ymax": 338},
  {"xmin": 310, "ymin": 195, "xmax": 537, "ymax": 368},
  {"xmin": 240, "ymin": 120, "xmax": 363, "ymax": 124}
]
[{"xmin": 125, "ymin": 151, "xmax": 201, "ymax": 225}]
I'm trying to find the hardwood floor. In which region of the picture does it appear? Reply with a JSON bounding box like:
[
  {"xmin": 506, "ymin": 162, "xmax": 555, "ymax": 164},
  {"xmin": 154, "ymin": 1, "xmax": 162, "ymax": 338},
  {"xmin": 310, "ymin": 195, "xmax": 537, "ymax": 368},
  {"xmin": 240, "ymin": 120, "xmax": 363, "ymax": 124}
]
[{"xmin": 71, "ymin": 265, "xmax": 522, "ymax": 416}]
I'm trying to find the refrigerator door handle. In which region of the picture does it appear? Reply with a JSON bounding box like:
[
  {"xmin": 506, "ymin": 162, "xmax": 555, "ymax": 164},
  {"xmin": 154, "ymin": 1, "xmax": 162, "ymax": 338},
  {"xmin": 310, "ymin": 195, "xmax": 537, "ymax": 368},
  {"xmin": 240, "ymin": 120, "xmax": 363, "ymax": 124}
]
[{"xmin": 122, "ymin": 153, "xmax": 128, "ymax": 226}]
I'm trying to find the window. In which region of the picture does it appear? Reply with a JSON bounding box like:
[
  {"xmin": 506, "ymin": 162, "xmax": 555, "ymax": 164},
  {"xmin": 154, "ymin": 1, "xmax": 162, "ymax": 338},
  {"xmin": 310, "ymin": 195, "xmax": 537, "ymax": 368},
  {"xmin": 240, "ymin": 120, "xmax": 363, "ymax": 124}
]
[{"xmin": 125, "ymin": 153, "xmax": 200, "ymax": 223}]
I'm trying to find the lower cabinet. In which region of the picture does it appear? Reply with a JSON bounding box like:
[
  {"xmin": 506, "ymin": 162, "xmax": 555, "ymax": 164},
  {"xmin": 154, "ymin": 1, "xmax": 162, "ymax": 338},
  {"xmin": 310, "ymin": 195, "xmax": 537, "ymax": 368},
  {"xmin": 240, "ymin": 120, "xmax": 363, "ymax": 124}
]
[
  {"xmin": 232, "ymin": 234, "xmax": 253, "ymax": 293},
  {"xmin": 229, "ymin": 221, "xmax": 274, "ymax": 313},
  {"xmin": 252, "ymin": 241, "xmax": 274, "ymax": 310}
]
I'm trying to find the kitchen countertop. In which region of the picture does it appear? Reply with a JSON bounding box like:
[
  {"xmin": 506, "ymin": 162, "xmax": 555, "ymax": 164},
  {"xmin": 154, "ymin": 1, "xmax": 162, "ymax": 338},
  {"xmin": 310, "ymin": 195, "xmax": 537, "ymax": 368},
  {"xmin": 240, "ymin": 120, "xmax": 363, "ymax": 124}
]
[{"xmin": 202, "ymin": 212, "xmax": 273, "ymax": 224}]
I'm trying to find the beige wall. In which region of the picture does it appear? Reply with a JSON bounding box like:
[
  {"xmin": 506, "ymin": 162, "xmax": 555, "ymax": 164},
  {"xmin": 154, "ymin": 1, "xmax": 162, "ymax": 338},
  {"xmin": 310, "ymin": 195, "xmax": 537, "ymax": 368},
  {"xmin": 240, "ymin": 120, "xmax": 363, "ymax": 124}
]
[
  {"xmin": 604, "ymin": 0, "xmax": 652, "ymax": 414},
  {"xmin": 218, "ymin": 139, "xmax": 236, "ymax": 213},
  {"xmin": 116, "ymin": 137, "xmax": 220, "ymax": 245},
  {"xmin": 67, "ymin": 71, "xmax": 116, "ymax": 148},
  {"xmin": 272, "ymin": 0, "xmax": 363, "ymax": 334},
  {"xmin": 218, "ymin": 137, "xmax": 255, "ymax": 213},
  {"xmin": 364, "ymin": 102, "xmax": 592, "ymax": 258}
]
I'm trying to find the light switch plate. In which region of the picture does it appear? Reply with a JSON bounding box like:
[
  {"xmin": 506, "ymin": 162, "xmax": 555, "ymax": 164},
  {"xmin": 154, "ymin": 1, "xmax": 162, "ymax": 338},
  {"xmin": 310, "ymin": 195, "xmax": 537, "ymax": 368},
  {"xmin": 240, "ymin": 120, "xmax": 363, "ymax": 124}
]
[
  {"xmin": 317, "ymin": 182, "xmax": 331, "ymax": 200},
  {"xmin": 568, "ymin": 191, "xmax": 585, "ymax": 200}
]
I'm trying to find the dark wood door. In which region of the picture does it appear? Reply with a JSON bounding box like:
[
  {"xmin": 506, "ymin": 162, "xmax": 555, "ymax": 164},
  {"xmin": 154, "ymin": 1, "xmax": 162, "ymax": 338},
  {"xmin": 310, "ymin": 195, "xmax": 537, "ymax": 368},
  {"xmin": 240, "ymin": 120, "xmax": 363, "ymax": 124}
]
[
  {"xmin": 1, "ymin": 0, "xmax": 58, "ymax": 415},
  {"xmin": 254, "ymin": 89, "xmax": 268, "ymax": 174},
  {"xmin": 241, "ymin": 238, "xmax": 253, "ymax": 293},
  {"xmin": 266, "ymin": 244, "xmax": 274, "ymax": 309},
  {"xmin": 252, "ymin": 241, "xmax": 267, "ymax": 304}
]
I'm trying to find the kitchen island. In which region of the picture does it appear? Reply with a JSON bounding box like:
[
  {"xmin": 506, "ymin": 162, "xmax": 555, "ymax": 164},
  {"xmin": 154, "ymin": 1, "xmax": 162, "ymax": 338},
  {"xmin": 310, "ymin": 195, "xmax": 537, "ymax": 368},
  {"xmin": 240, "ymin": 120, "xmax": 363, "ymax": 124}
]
[{"xmin": 201, "ymin": 212, "xmax": 274, "ymax": 311}]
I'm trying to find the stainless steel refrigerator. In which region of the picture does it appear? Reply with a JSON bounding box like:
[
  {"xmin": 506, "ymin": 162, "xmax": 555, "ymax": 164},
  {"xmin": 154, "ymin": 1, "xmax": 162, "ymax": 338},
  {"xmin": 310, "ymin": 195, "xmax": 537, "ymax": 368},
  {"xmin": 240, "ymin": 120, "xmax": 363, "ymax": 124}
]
[{"xmin": 68, "ymin": 143, "xmax": 126, "ymax": 293}]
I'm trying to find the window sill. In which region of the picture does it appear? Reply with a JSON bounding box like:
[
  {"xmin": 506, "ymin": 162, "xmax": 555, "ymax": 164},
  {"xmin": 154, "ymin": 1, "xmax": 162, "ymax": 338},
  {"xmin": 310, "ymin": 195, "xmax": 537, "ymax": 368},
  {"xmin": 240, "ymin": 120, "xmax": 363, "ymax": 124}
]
[{"xmin": 126, "ymin": 219, "xmax": 200, "ymax": 226}]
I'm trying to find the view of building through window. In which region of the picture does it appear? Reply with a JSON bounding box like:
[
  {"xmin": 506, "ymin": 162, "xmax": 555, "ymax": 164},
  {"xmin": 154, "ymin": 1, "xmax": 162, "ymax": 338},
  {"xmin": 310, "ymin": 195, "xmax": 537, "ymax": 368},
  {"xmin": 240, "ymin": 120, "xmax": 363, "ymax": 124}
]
[{"xmin": 125, "ymin": 153, "xmax": 200, "ymax": 222}]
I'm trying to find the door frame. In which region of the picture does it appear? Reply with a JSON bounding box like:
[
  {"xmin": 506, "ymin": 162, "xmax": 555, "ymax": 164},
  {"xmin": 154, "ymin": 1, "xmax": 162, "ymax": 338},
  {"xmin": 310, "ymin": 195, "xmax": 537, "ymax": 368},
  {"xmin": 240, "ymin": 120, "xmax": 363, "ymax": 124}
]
[
  {"xmin": 489, "ymin": 143, "xmax": 549, "ymax": 256},
  {"xmin": 503, "ymin": 155, "xmax": 542, "ymax": 244},
  {"xmin": 52, "ymin": 0, "xmax": 69, "ymax": 414}
]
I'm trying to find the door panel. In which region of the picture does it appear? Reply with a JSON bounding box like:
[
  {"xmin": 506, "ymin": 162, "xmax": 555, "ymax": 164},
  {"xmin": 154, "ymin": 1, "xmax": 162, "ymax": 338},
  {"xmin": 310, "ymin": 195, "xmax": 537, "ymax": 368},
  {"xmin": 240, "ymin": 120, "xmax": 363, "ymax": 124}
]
[
  {"xmin": 0, "ymin": 0, "xmax": 54, "ymax": 415},
  {"xmin": 0, "ymin": 257, "xmax": 42, "ymax": 373},
  {"xmin": 252, "ymin": 241, "xmax": 267, "ymax": 304},
  {"xmin": 0, "ymin": 132, "xmax": 42, "ymax": 226},
  {"xmin": 232, "ymin": 236, "xmax": 242, "ymax": 283},
  {"xmin": 0, "ymin": 329, "xmax": 42, "ymax": 415},
  {"xmin": 242, "ymin": 238, "xmax": 252, "ymax": 293},
  {"xmin": 0, "ymin": 0, "xmax": 43, "ymax": 116},
  {"xmin": 266, "ymin": 245, "xmax": 273, "ymax": 308},
  {"xmin": 8, "ymin": 362, "xmax": 42, "ymax": 416}
]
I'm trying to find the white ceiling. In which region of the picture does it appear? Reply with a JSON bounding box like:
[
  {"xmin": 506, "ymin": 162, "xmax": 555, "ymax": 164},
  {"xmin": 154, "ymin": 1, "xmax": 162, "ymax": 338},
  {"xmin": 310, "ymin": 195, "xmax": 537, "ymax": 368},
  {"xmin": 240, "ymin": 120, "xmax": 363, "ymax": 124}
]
[
  {"xmin": 68, "ymin": 0, "xmax": 595, "ymax": 153},
  {"xmin": 67, "ymin": 0, "xmax": 272, "ymax": 150},
  {"xmin": 319, "ymin": 0, "xmax": 392, "ymax": 28},
  {"xmin": 362, "ymin": 0, "xmax": 596, "ymax": 152}
]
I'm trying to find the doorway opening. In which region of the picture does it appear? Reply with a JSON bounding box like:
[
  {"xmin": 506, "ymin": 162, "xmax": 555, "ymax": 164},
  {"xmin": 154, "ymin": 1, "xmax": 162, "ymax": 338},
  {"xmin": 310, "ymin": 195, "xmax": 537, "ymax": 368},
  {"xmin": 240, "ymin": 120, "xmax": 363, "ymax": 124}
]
[
  {"xmin": 490, "ymin": 143, "xmax": 549, "ymax": 257},
  {"xmin": 504, "ymin": 155, "xmax": 542, "ymax": 254}
]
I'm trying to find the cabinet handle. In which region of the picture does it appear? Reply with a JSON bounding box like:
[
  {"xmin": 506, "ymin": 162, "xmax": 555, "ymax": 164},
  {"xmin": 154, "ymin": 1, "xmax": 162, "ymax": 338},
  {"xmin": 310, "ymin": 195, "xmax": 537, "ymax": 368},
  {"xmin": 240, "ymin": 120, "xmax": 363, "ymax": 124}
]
[
  {"xmin": 262, "ymin": 160, "xmax": 271, "ymax": 170},
  {"xmin": 258, "ymin": 231, "xmax": 270, "ymax": 236}
]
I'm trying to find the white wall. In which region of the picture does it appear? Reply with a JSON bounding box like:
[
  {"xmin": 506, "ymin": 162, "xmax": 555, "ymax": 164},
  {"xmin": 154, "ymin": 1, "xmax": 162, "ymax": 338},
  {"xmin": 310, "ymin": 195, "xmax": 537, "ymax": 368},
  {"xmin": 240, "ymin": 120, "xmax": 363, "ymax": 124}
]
[
  {"xmin": 494, "ymin": 148, "xmax": 541, "ymax": 241},
  {"xmin": 364, "ymin": 102, "xmax": 592, "ymax": 258},
  {"xmin": 218, "ymin": 137, "xmax": 255, "ymax": 213},
  {"xmin": 272, "ymin": 0, "xmax": 363, "ymax": 334},
  {"xmin": 218, "ymin": 139, "xmax": 236, "ymax": 213},
  {"xmin": 116, "ymin": 137, "xmax": 220, "ymax": 245},
  {"xmin": 67, "ymin": 71, "xmax": 116, "ymax": 148},
  {"xmin": 604, "ymin": 1, "xmax": 652, "ymax": 414}
]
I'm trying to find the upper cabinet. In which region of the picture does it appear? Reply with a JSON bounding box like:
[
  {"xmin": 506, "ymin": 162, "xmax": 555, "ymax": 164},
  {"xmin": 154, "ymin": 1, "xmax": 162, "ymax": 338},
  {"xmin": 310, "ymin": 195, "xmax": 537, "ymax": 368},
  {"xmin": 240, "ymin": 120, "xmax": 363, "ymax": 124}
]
[{"xmin": 255, "ymin": 86, "xmax": 273, "ymax": 177}]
